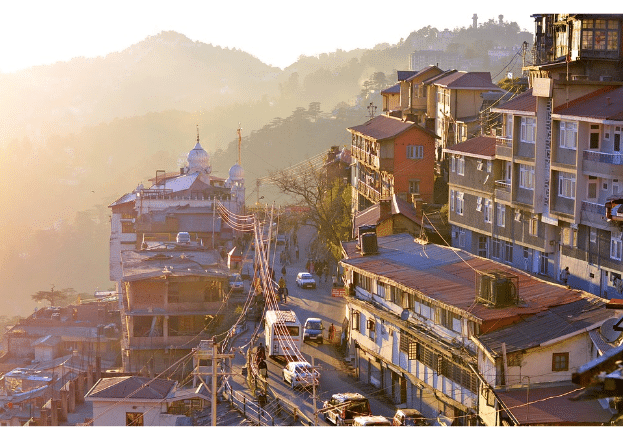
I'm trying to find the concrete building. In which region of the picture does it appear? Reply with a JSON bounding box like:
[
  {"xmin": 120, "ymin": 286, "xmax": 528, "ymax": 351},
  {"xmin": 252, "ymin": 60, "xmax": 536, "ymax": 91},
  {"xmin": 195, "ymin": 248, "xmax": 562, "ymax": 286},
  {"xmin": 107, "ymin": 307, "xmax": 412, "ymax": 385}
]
[
  {"xmin": 108, "ymin": 129, "xmax": 245, "ymax": 284},
  {"xmin": 340, "ymin": 233, "xmax": 617, "ymax": 425}
]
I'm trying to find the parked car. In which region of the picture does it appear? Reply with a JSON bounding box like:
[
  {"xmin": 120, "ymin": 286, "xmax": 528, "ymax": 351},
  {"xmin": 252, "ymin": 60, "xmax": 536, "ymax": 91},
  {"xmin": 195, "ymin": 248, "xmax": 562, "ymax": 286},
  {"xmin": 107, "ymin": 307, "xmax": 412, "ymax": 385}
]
[
  {"xmin": 296, "ymin": 272, "xmax": 316, "ymax": 289},
  {"xmin": 322, "ymin": 392, "xmax": 371, "ymax": 426},
  {"xmin": 282, "ymin": 361, "xmax": 319, "ymax": 389},
  {"xmin": 392, "ymin": 409, "xmax": 428, "ymax": 426},
  {"xmin": 353, "ymin": 415, "xmax": 392, "ymax": 426},
  {"xmin": 228, "ymin": 273, "xmax": 244, "ymax": 293},
  {"xmin": 303, "ymin": 317, "xmax": 324, "ymax": 343},
  {"xmin": 176, "ymin": 232, "xmax": 191, "ymax": 244}
]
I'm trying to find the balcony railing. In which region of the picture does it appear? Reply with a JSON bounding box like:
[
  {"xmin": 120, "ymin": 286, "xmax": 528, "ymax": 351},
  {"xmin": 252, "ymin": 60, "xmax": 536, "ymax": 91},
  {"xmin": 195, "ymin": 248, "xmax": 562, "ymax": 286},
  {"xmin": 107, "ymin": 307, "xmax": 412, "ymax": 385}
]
[
  {"xmin": 581, "ymin": 200, "xmax": 606, "ymax": 215},
  {"xmin": 352, "ymin": 146, "xmax": 380, "ymax": 169},
  {"xmin": 495, "ymin": 136, "xmax": 512, "ymax": 158},
  {"xmin": 583, "ymin": 150, "xmax": 623, "ymax": 177},
  {"xmin": 357, "ymin": 180, "xmax": 381, "ymax": 203},
  {"xmin": 494, "ymin": 180, "xmax": 511, "ymax": 202}
]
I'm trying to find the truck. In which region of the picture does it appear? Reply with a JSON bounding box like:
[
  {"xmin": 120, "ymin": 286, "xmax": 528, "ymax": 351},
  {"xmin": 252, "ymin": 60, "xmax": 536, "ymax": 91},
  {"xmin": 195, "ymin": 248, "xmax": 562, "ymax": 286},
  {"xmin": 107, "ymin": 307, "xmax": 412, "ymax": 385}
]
[{"xmin": 264, "ymin": 310, "xmax": 302, "ymax": 357}]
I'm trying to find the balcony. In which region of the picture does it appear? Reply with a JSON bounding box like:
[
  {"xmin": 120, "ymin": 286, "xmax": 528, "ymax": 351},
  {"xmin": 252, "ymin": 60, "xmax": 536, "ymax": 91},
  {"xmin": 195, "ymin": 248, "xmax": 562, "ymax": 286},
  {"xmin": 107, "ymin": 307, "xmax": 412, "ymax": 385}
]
[
  {"xmin": 581, "ymin": 200, "xmax": 607, "ymax": 226},
  {"xmin": 352, "ymin": 146, "xmax": 380, "ymax": 169},
  {"xmin": 496, "ymin": 136, "xmax": 512, "ymax": 159},
  {"xmin": 494, "ymin": 180, "xmax": 511, "ymax": 203},
  {"xmin": 357, "ymin": 180, "xmax": 381, "ymax": 203},
  {"xmin": 583, "ymin": 150, "xmax": 623, "ymax": 177}
]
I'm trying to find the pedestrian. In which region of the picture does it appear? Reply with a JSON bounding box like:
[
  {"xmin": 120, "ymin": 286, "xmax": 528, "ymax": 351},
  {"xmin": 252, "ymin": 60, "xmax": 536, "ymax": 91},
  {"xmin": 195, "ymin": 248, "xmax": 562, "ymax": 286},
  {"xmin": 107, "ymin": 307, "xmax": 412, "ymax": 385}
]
[
  {"xmin": 256, "ymin": 342, "xmax": 266, "ymax": 364},
  {"xmin": 295, "ymin": 245, "xmax": 299, "ymax": 260},
  {"xmin": 278, "ymin": 276, "xmax": 286, "ymax": 302},
  {"xmin": 560, "ymin": 266, "xmax": 570, "ymax": 288},
  {"xmin": 281, "ymin": 265, "xmax": 286, "ymax": 276},
  {"xmin": 328, "ymin": 323, "xmax": 335, "ymax": 342}
]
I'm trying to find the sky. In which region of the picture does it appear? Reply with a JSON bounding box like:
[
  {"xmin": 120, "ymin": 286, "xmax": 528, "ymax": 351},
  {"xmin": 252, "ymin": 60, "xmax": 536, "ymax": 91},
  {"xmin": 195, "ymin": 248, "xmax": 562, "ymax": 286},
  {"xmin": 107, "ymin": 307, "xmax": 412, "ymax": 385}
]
[{"xmin": 0, "ymin": 0, "xmax": 546, "ymax": 74}]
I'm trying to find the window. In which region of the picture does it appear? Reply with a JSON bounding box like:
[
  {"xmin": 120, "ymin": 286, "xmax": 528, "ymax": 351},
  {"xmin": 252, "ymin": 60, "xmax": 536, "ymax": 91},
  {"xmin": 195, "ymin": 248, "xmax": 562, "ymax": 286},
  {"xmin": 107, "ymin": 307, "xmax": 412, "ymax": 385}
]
[
  {"xmin": 520, "ymin": 117, "xmax": 536, "ymax": 143},
  {"xmin": 376, "ymin": 281, "xmax": 386, "ymax": 298},
  {"xmin": 352, "ymin": 311, "xmax": 361, "ymax": 331},
  {"xmin": 590, "ymin": 228, "xmax": 597, "ymax": 243},
  {"xmin": 514, "ymin": 210, "xmax": 522, "ymax": 222},
  {"xmin": 588, "ymin": 176, "xmax": 598, "ymax": 200},
  {"xmin": 484, "ymin": 199, "xmax": 493, "ymax": 223},
  {"xmin": 590, "ymin": 125, "xmax": 600, "ymax": 149},
  {"xmin": 529, "ymin": 216, "xmax": 539, "ymax": 236},
  {"xmin": 504, "ymin": 241, "xmax": 513, "ymax": 263},
  {"xmin": 611, "ymin": 231, "xmax": 622, "ymax": 261},
  {"xmin": 409, "ymin": 180, "xmax": 420, "ymax": 195},
  {"xmin": 355, "ymin": 273, "xmax": 372, "ymax": 292},
  {"xmin": 559, "ymin": 121, "xmax": 577, "ymax": 149},
  {"xmin": 615, "ymin": 127, "xmax": 622, "ymax": 152},
  {"xmin": 497, "ymin": 204, "xmax": 506, "ymax": 227},
  {"xmin": 519, "ymin": 165, "xmax": 535, "ymax": 189},
  {"xmin": 456, "ymin": 155, "xmax": 465, "ymax": 176},
  {"xmin": 450, "ymin": 156, "xmax": 456, "ymax": 172},
  {"xmin": 456, "ymin": 192, "xmax": 464, "ymax": 215},
  {"xmin": 486, "ymin": 160, "xmax": 492, "ymax": 173},
  {"xmin": 458, "ymin": 228, "xmax": 466, "ymax": 248},
  {"xmin": 582, "ymin": 19, "xmax": 619, "ymax": 51},
  {"xmin": 491, "ymin": 238, "xmax": 502, "ymax": 259},
  {"xmin": 407, "ymin": 145, "xmax": 424, "ymax": 159},
  {"xmin": 450, "ymin": 189, "xmax": 455, "ymax": 212},
  {"xmin": 505, "ymin": 114, "xmax": 513, "ymax": 138},
  {"xmin": 558, "ymin": 172, "xmax": 576, "ymax": 199},
  {"xmin": 476, "ymin": 196, "xmax": 482, "ymax": 212},
  {"xmin": 126, "ymin": 412, "xmax": 144, "ymax": 426},
  {"xmin": 552, "ymin": 352, "xmax": 569, "ymax": 372},
  {"xmin": 478, "ymin": 236, "xmax": 488, "ymax": 257},
  {"xmin": 367, "ymin": 318, "xmax": 376, "ymax": 340}
]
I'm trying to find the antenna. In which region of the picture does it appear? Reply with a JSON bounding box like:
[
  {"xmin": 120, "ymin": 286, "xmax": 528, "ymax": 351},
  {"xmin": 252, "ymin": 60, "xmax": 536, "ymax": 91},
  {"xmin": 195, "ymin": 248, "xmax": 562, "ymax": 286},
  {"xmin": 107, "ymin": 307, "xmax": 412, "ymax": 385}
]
[
  {"xmin": 237, "ymin": 123, "xmax": 242, "ymax": 165},
  {"xmin": 367, "ymin": 102, "xmax": 377, "ymax": 120}
]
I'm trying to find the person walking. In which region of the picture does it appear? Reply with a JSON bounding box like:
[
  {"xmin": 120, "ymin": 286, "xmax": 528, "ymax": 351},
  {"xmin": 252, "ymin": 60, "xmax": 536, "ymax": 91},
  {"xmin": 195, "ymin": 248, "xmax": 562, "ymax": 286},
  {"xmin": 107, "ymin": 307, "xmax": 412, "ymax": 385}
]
[
  {"xmin": 560, "ymin": 266, "xmax": 570, "ymax": 288},
  {"xmin": 278, "ymin": 276, "xmax": 286, "ymax": 302},
  {"xmin": 328, "ymin": 323, "xmax": 335, "ymax": 342}
]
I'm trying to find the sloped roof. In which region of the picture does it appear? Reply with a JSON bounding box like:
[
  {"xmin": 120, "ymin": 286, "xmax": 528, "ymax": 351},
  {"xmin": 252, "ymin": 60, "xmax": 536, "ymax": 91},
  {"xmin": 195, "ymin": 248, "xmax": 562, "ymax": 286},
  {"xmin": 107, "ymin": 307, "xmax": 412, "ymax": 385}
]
[
  {"xmin": 554, "ymin": 85, "xmax": 623, "ymax": 120},
  {"xmin": 431, "ymin": 71, "xmax": 501, "ymax": 90},
  {"xmin": 353, "ymin": 195, "xmax": 423, "ymax": 232},
  {"xmin": 493, "ymin": 88, "xmax": 535, "ymax": 113},
  {"xmin": 405, "ymin": 65, "xmax": 443, "ymax": 83},
  {"xmin": 348, "ymin": 115, "xmax": 436, "ymax": 141},
  {"xmin": 397, "ymin": 71, "xmax": 418, "ymax": 81},
  {"xmin": 496, "ymin": 383, "xmax": 613, "ymax": 425},
  {"xmin": 341, "ymin": 234, "xmax": 601, "ymax": 333},
  {"xmin": 86, "ymin": 376, "xmax": 175, "ymax": 400},
  {"xmin": 444, "ymin": 135, "xmax": 496, "ymax": 159},
  {"xmin": 381, "ymin": 83, "xmax": 400, "ymax": 95}
]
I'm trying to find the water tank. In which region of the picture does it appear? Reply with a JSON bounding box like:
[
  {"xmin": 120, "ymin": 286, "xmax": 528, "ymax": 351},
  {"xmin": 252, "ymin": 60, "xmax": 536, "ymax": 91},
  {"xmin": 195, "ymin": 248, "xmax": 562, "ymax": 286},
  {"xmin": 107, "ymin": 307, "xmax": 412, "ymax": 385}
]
[{"xmin": 360, "ymin": 233, "xmax": 378, "ymax": 255}]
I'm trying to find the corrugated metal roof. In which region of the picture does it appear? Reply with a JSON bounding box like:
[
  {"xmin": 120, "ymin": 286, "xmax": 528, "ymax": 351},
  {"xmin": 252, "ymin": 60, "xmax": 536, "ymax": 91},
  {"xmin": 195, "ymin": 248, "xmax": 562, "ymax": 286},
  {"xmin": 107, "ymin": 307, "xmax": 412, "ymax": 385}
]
[
  {"xmin": 405, "ymin": 65, "xmax": 443, "ymax": 82},
  {"xmin": 353, "ymin": 195, "xmax": 423, "ymax": 232},
  {"xmin": 493, "ymin": 88, "xmax": 535, "ymax": 113},
  {"xmin": 86, "ymin": 376, "xmax": 175, "ymax": 400},
  {"xmin": 121, "ymin": 249, "xmax": 226, "ymax": 282},
  {"xmin": 341, "ymin": 234, "xmax": 596, "ymax": 333},
  {"xmin": 444, "ymin": 135, "xmax": 496, "ymax": 158},
  {"xmin": 432, "ymin": 71, "xmax": 501, "ymax": 90},
  {"xmin": 348, "ymin": 115, "xmax": 416, "ymax": 141},
  {"xmin": 496, "ymin": 383, "xmax": 613, "ymax": 425},
  {"xmin": 554, "ymin": 85, "xmax": 623, "ymax": 120},
  {"xmin": 397, "ymin": 71, "xmax": 418, "ymax": 81},
  {"xmin": 381, "ymin": 83, "xmax": 400, "ymax": 94}
]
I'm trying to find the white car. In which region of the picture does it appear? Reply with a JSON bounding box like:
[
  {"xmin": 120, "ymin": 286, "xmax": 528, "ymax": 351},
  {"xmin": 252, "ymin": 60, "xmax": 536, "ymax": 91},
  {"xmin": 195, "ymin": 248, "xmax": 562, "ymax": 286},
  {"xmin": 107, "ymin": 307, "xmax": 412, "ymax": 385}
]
[
  {"xmin": 228, "ymin": 274, "xmax": 244, "ymax": 293},
  {"xmin": 296, "ymin": 272, "xmax": 316, "ymax": 289},
  {"xmin": 282, "ymin": 361, "xmax": 319, "ymax": 389},
  {"xmin": 176, "ymin": 232, "xmax": 191, "ymax": 244}
]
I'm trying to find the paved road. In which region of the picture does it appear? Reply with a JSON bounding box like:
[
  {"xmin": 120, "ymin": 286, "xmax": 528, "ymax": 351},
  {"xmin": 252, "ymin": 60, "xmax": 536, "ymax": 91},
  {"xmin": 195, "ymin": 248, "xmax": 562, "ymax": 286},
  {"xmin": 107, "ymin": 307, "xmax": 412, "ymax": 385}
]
[{"xmin": 226, "ymin": 224, "xmax": 397, "ymax": 425}]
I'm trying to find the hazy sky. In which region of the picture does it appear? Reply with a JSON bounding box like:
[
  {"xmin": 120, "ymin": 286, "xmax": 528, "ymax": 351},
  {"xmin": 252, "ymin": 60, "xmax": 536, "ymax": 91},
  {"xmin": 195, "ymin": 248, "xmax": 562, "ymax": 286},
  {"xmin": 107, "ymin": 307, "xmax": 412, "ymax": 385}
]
[{"xmin": 1, "ymin": 1, "xmax": 596, "ymax": 73}]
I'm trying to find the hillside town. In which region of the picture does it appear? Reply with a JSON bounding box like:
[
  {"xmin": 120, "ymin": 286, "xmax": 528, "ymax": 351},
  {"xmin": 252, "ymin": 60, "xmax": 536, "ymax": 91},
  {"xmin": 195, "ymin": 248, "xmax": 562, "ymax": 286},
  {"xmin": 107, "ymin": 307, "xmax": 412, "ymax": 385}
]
[{"xmin": 1, "ymin": 12, "xmax": 623, "ymax": 426}]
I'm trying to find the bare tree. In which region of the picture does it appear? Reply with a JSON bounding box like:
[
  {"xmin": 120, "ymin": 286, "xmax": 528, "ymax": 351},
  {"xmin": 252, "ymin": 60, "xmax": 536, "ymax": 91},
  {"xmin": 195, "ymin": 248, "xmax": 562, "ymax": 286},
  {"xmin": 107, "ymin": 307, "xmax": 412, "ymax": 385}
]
[{"xmin": 269, "ymin": 157, "xmax": 351, "ymax": 261}]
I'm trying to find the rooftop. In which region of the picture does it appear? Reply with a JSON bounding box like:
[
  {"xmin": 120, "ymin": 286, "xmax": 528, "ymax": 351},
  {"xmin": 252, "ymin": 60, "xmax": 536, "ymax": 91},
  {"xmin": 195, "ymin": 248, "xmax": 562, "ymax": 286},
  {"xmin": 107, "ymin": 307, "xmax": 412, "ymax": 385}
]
[
  {"xmin": 120, "ymin": 249, "xmax": 225, "ymax": 282},
  {"xmin": 348, "ymin": 115, "xmax": 436, "ymax": 141},
  {"xmin": 86, "ymin": 376, "xmax": 175, "ymax": 400},
  {"xmin": 444, "ymin": 135, "xmax": 496, "ymax": 159}
]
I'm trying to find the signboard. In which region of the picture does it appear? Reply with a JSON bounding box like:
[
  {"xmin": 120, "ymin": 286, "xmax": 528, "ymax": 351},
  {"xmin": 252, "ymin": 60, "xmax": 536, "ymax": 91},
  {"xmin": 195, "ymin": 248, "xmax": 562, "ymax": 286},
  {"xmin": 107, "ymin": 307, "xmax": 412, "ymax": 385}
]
[
  {"xmin": 332, "ymin": 287, "xmax": 346, "ymax": 297},
  {"xmin": 533, "ymin": 77, "xmax": 553, "ymax": 98}
]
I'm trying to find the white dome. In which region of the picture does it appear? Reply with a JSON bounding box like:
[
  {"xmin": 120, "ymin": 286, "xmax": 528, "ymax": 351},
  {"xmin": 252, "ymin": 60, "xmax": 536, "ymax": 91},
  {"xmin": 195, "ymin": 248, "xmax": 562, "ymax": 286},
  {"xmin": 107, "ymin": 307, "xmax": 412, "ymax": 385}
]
[
  {"xmin": 187, "ymin": 141, "xmax": 210, "ymax": 173},
  {"xmin": 229, "ymin": 163, "xmax": 244, "ymax": 181}
]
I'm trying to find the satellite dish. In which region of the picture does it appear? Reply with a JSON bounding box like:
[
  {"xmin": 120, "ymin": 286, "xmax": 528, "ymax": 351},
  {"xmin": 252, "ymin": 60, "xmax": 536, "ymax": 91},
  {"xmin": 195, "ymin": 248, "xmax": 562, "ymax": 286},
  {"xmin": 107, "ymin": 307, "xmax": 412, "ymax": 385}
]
[
  {"xmin": 600, "ymin": 317, "xmax": 623, "ymax": 343},
  {"xmin": 401, "ymin": 309, "xmax": 410, "ymax": 321}
]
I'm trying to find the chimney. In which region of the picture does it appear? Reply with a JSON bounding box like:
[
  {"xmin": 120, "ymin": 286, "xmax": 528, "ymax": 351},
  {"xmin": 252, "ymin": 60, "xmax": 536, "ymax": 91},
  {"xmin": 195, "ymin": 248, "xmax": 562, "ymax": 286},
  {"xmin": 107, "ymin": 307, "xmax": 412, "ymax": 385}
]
[
  {"xmin": 379, "ymin": 199, "xmax": 392, "ymax": 221},
  {"xmin": 412, "ymin": 195, "xmax": 423, "ymax": 218}
]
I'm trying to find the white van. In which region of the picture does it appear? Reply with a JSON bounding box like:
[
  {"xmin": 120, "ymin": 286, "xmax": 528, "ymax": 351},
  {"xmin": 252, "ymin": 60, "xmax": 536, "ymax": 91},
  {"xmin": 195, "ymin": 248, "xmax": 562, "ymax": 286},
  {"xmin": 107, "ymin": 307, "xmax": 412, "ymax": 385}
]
[{"xmin": 264, "ymin": 310, "xmax": 302, "ymax": 357}]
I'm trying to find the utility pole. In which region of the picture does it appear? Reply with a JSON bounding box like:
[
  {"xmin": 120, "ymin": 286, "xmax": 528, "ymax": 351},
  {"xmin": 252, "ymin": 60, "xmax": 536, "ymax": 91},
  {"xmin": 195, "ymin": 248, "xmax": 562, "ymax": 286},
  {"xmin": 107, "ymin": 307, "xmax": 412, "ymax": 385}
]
[{"xmin": 311, "ymin": 356, "xmax": 321, "ymax": 426}]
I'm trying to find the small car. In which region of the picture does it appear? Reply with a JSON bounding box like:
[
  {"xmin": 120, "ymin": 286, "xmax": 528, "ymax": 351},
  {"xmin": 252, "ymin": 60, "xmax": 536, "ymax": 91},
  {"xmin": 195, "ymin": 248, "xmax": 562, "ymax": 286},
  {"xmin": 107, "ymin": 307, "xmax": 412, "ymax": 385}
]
[
  {"xmin": 353, "ymin": 415, "xmax": 392, "ymax": 426},
  {"xmin": 176, "ymin": 232, "xmax": 191, "ymax": 244},
  {"xmin": 303, "ymin": 317, "xmax": 324, "ymax": 343},
  {"xmin": 228, "ymin": 273, "xmax": 244, "ymax": 293},
  {"xmin": 392, "ymin": 409, "xmax": 428, "ymax": 426},
  {"xmin": 322, "ymin": 392, "xmax": 371, "ymax": 426},
  {"xmin": 296, "ymin": 272, "xmax": 316, "ymax": 289},
  {"xmin": 282, "ymin": 361, "xmax": 319, "ymax": 389}
]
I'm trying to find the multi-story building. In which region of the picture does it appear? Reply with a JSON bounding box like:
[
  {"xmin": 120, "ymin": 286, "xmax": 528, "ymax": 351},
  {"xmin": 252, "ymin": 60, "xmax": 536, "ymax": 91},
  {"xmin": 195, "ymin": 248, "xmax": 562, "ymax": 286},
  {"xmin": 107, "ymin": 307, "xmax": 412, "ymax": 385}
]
[
  {"xmin": 108, "ymin": 130, "xmax": 245, "ymax": 284},
  {"xmin": 447, "ymin": 14, "xmax": 623, "ymax": 299},
  {"xmin": 348, "ymin": 114, "xmax": 437, "ymax": 214},
  {"xmin": 119, "ymin": 246, "xmax": 229, "ymax": 375},
  {"xmin": 340, "ymin": 232, "xmax": 617, "ymax": 425}
]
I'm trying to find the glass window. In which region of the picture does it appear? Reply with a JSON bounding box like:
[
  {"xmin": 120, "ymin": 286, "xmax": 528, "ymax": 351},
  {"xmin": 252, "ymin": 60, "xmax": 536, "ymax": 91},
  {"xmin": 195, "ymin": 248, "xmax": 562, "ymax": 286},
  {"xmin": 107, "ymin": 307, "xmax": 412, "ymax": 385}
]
[
  {"xmin": 611, "ymin": 231, "xmax": 622, "ymax": 261},
  {"xmin": 520, "ymin": 117, "xmax": 536, "ymax": 143},
  {"xmin": 552, "ymin": 352, "xmax": 569, "ymax": 371},
  {"xmin": 582, "ymin": 19, "xmax": 619, "ymax": 51},
  {"xmin": 519, "ymin": 165, "xmax": 535, "ymax": 189},
  {"xmin": 407, "ymin": 145, "xmax": 424, "ymax": 159},
  {"xmin": 504, "ymin": 241, "xmax": 513, "ymax": 263},
  {"xmin": 484, "ymin": 199, "xmax": 492, "ymax": 223},
  {"xmin": 456, "ymin": 156, "xmax": 465, "ymax": 176},
  {"xmin": 409, "ymin": 180, "xmax": 420, "ymax": 194},
  {"xmin": 497, "ymin": 204, "xmax": 506, "ymax": 227},
  {"xmin": 559, "ymin": 121, "xmax": 577, "ymax": 149},
  {"xmin": 558, "ymin": 172, "xmax": 576, "ymax": 199},
  {"xmin": 456, "ymin": 192, "xmax": 464, "ymax": 215},
  {"xmin": 450, "ymin": 189, "xmax": 455, "ymax": 212},
  {"xmin": 491, "ymin": 238, "xmax": 502, "ymax": 259}
]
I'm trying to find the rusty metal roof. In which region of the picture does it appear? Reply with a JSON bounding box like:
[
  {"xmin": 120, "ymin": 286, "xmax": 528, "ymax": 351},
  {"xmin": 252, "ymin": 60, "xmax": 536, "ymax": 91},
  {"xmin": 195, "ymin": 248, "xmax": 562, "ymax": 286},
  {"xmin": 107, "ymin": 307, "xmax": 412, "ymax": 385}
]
[
  {"xmin": 341, "ymin": 234, "xmax": 598, "ymax": 333},
  {"xmin": 348, "ymin": 114, "xmax": 420, "ymax": 141},
  {"xmin": 554, "ymin": 85, "xmax": 623, "ymax": 120},
  {"xmin": 444, "ymin": 135, "xmax": 496, "ymax": 158},
  {"xmin": 121, "ymin": 249, "xmax": 226, "ymax": 282},
  {"xmin": 86, "ymin": 376, "xmax": 175, "ymax": 400},
  {"xmin": 493, "ymin": 88, "xmax": 536, "ymax": 113},
  {"xmin": 431, "ymin": 71, "xmax": 501, "ymax": 90}
]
